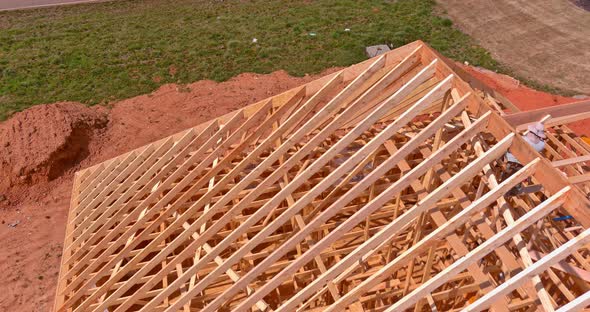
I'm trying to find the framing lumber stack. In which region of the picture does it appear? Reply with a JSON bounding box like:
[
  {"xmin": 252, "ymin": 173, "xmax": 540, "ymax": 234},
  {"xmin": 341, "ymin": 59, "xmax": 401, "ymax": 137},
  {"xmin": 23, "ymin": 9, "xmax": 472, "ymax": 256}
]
[{"xmin": 53, "ymin": 41, "xmax": 590, "ymax": 312}]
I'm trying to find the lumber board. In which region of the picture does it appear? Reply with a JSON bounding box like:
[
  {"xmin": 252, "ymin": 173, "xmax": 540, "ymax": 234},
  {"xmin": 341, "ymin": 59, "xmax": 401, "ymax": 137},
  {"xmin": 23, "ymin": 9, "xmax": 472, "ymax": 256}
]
[
  {"xmin": 53, "ymin": 40, "xmax": 590, "ymax": 312},
  {"xmin": 505, "ymin": 99, "xmax": 590, "ymax": 128}
]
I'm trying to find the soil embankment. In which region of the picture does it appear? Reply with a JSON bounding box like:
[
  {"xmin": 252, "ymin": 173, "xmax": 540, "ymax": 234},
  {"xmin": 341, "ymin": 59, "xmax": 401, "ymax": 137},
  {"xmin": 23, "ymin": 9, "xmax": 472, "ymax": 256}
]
[{"xmin": 460, "ymin": 64, "xmax": 589, "ymax": 135}]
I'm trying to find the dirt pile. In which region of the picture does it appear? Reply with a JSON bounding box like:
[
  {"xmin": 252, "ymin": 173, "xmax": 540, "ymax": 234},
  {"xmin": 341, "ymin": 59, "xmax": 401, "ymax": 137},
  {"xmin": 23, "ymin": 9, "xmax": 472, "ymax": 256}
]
[
  {"xmin": 90, "ymin": 70, "xmax": 334, "ymax": 164},
  {"xmin": 0, "ymin": 102, "xmax": 108, "ymax": 194},
  {"xmin": 0, "ymin": 70, "xmax": 336, "ymax": 208},
  {"xmin": 0, "ymin": 69, "xmax": 336, "ymax": 312}
]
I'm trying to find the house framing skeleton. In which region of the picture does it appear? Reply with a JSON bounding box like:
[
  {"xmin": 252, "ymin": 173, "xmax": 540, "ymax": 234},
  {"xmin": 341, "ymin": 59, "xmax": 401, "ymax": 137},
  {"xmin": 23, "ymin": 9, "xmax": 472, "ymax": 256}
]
[{"xmin": 53, "ymin": 41, "xmax": 590, "ymax": 311}]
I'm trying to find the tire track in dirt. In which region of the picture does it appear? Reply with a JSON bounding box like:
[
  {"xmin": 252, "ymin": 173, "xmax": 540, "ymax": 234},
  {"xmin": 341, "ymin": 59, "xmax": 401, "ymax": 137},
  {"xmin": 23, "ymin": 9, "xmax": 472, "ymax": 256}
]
[{"xmin": 437, "ymin": 0, "xmax": 590, "ymax": 94}]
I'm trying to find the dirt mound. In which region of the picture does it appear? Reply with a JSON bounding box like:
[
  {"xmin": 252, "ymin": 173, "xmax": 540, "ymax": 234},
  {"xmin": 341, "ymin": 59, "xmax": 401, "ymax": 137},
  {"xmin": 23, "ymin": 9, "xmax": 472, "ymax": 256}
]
[
  {"xmin": 86, "ymin": 70, "xmax": 338, "ymax": 165},
  {"xmin": 0, "ymin": 69, "xmax": 336, "ymax": 312},
  {"xmin": 0, "ymin": 102, "xmax": 108, "ymax": 194}
]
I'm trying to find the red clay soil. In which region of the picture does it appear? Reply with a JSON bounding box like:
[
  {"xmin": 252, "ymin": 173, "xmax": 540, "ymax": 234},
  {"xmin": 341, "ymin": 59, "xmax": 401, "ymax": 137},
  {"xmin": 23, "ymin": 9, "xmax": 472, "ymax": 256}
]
[
  {"xmin": 0, "ymin": 102, "xmax": 109, "ymax": 192},
  {"xmin": 92, "ymin": 70, "xmax": 338, "ymax": 164},
  {"xmin": 460, "ymin": 64, "xmax": 589, "ymax": 135},
  {"xmin": 0, "ymin": 67, "xmax": 584, "ymax": 312},
  {"xmin": 0, "ymin": 69, "xmax": 337, "ymax": 312}
]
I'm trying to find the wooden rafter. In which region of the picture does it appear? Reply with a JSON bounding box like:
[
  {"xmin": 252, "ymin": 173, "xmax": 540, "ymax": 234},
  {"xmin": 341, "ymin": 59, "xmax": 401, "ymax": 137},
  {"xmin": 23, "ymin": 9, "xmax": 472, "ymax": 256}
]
[{"xmin": 54, "ymin": 40, "xmax": 590, "ymax": 312}]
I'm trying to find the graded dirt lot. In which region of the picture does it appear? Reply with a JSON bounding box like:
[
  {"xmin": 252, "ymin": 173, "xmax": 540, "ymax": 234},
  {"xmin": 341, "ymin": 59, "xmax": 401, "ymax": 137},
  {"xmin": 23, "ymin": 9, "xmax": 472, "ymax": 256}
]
[{"xmin": 437, "ymin": 0, "xmax": 590, "ymax": 95}]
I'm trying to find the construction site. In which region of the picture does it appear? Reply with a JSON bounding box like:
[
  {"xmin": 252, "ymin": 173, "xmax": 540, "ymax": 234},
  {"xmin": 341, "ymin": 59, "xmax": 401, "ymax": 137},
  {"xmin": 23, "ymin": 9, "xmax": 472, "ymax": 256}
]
[
  {"xmin": 43, "ymin": 41, "xmax": 590, "ymax": 311},
  {"xmin": 1, "ymin": 1, "xmax": 590, "ymax": 312}
]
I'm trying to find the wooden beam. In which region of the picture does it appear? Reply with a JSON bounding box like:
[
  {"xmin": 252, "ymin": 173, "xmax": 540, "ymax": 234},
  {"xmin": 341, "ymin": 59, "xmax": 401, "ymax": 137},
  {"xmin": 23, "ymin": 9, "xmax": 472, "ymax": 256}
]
[
  {"xmin": 552, "ymin": 155, "xmax": 590, "ymax": 168},
  {"xmin": 388, "ymin": 186, "xmax": 570, "ymax": 312},
  {"xmin": 516, "ymin": 111, "xmax": 590, "ymax": 132},
  {"xmin": 146, "ymin": 60, "xmax": 443, "ymax": 312},
  {"xmin": 529, "ymin": 250, "xmax": 590, "ymax": 283},
  {"xmin": 99, "ymin": 55, "xmax": 395, "ymax": 312},
  {"xmin": 504, "ymin": 100, "xmax": 590, "ymax": 128},
  {"xmin": 555, "ymin": 289, "xmax": 590, "ymax": 312},
  {"xmin": 465, "ymin": 209, "xmax": 590, "ymax": 312},
  {"xmin": 53, "ymin": 172, "xmax": 84, "ymax": 311},
  {"xmin": 570, "ymin": 174, "xmax": 590, "ymax": 185}
]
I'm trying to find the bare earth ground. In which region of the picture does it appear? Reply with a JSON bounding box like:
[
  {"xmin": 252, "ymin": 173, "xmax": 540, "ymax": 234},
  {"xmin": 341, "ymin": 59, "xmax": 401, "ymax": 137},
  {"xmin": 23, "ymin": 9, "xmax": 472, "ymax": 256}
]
[
  {"xmin": 0, "ymin": 69, "xmax": 335, "ymax": 312},
  {"xmin": 437, "ymin": 0, "xmax": 590, "ymax": 94},
  {"xmin": 0, "ymin": 67, "xmax": 583, "ymax": 312}
]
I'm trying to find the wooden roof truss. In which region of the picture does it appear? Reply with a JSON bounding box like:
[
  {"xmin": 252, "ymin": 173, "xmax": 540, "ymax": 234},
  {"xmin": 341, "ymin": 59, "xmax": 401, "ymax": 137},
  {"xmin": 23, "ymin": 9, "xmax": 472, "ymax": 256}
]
[{"xmin": 53, "ymin": 41, "xmax": 590, "ymax": 312}]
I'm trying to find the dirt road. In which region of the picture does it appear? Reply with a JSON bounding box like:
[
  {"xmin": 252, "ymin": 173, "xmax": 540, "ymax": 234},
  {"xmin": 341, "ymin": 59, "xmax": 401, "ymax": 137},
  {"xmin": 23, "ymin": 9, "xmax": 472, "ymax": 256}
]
[
  {"xmin": 437, "ymin": 0, "xmax": 590, "ymax": 94},
  {"xmin": 0, "ymin": 0, "xmax": 110, "ymax": 11}
]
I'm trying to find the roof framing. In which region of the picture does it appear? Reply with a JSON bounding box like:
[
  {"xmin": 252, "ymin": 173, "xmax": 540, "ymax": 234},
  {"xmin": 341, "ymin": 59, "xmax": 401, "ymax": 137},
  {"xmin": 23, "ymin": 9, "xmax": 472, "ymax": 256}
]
[{"xmin": 54, "ymin": 40, "xmax": 590, "ymax": 312}]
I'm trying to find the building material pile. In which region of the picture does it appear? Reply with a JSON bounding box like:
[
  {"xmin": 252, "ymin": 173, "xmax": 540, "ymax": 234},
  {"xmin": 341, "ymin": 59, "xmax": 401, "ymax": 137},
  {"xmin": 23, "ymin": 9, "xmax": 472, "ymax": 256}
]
[{"xmin": 53, "ymin": 41, "xmax": 590, "ymax": 312}]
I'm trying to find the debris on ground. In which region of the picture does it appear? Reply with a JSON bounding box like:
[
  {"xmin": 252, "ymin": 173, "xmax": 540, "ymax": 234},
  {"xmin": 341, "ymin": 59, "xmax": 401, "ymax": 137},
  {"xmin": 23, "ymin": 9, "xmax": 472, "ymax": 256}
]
[
  {"xmin": 7, "ymin": 220, "xmax": 19, "ymax": 228},
  {"xmin": 365, "ymin": 44, "xmax": 391, "ymax": 58}
]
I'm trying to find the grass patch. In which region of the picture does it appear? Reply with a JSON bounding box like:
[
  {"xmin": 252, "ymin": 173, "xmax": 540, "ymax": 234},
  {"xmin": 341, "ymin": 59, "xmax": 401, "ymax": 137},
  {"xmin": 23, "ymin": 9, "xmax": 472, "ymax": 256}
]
[{"xmin": 0, "ymin": 0, "xmax": 501, "ymax": 120}]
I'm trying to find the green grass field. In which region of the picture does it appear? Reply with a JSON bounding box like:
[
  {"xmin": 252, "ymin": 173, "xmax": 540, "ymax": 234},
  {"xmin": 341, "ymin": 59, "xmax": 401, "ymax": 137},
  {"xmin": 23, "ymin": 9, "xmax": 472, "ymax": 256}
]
[{"xmin": 0, "ymin": 0, "xmax": 501, "ymax": 120}]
